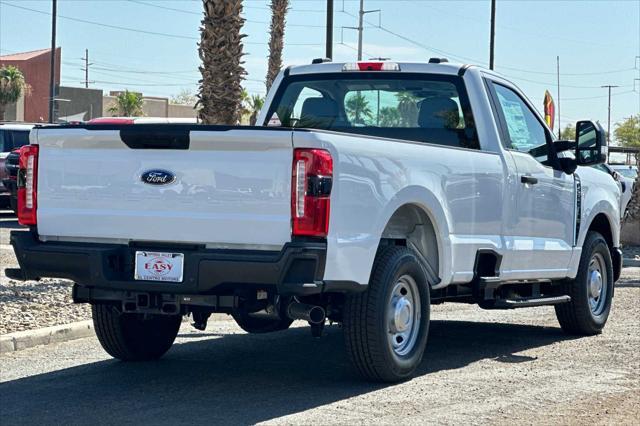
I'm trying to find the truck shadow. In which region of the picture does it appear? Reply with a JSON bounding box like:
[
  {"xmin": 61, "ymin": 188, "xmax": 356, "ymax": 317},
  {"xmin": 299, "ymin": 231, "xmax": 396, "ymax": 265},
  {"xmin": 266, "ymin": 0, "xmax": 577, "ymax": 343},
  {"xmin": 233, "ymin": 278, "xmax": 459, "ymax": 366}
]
[{"xmin": 0, "ymin": 320, "xmax": 576, "ymax": 425}]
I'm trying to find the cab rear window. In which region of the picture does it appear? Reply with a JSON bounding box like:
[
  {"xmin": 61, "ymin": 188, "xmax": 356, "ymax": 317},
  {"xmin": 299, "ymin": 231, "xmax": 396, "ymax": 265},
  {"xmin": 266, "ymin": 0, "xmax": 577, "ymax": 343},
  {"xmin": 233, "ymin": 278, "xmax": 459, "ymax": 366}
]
[{"xmin": 265, "ymin": 73, "xmax": 479, "ymax": 149}]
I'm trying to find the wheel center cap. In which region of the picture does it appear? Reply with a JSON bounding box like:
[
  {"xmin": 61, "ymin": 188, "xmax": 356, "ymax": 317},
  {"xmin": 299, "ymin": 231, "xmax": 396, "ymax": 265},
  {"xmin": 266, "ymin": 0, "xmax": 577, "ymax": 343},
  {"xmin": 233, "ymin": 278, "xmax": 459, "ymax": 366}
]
[
  {"xmin": 589, "ymin": 270, "xmax": 603, "ymax": 299},
  {"xmin": 394, "ymin": 298, "xmax": 412, "ymax": 333}
]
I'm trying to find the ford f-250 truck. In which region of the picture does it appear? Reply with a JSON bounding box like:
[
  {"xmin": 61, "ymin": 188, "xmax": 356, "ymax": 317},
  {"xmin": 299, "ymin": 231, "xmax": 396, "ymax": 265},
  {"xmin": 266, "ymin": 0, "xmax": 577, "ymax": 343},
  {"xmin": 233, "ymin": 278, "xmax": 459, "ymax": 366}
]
[{"xmin": 6, "ymin": 60, "xmax": 622, "ymax": 382}]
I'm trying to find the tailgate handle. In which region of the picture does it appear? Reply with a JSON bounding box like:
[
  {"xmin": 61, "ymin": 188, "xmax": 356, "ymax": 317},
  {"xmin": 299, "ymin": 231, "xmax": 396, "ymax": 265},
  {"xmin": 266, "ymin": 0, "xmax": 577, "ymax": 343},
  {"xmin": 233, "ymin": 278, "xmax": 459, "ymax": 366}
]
[{"xmin": 120, "ymin": 128, "xmax": 190, "ymax": 150}]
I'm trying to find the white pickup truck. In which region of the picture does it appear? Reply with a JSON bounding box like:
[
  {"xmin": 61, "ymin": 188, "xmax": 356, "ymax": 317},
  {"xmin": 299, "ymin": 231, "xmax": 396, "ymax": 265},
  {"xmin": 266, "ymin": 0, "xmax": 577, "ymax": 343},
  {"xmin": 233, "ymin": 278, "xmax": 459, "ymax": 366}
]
[{"xmin": 7, "ymin": 60, "xmax": 622, "ymax": 382}]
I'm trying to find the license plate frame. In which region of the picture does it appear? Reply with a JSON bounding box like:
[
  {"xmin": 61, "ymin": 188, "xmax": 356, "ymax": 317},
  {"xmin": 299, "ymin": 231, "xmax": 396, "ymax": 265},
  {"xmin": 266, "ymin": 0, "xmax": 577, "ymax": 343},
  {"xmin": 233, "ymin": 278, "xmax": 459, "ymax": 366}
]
[{"xmin": 134, "ymin": 251, "xmax": 185, "ymax": 283}]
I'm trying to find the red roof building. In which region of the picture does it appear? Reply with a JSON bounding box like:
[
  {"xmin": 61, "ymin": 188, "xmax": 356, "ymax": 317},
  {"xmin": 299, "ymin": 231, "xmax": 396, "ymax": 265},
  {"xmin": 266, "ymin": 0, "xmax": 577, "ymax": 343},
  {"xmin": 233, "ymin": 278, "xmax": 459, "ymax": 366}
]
[{"xmin": 1, "ymin": 48, "xmax": 61, "ymax": 122}]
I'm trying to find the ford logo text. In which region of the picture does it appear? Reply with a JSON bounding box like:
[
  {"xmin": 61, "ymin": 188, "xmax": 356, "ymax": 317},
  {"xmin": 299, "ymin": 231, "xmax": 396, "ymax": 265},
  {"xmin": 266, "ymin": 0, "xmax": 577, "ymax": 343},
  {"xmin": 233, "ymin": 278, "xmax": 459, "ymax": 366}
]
[{"xmin": 141, "ymin": 170, "xmax": 176, "ymax": 186}]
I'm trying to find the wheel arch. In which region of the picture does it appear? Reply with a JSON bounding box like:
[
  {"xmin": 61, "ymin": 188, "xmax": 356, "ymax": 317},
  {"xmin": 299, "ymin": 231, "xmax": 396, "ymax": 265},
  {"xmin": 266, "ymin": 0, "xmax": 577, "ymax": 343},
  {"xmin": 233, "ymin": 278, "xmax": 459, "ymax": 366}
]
[
  {"xmin": 376, "ymin": 188, "xmax": 452, "ymax": 287},
  {"xmin": 587, "ymin": 212, "xmax": 615, "ymax": 249}
]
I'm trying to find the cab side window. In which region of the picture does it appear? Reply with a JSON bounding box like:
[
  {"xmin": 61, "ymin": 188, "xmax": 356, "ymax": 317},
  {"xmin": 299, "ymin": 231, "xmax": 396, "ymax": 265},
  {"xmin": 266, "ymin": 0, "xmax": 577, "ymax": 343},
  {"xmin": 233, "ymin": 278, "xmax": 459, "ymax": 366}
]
[{"xmin": 490, "ymin": 82, "xmax": 551, "ymax": 163}]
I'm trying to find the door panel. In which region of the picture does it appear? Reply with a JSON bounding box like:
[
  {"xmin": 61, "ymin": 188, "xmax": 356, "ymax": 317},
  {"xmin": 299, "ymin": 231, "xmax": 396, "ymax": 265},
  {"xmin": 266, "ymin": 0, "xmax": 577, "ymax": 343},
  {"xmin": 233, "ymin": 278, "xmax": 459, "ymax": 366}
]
[
  {"xmin": 486, "ymin": 80, "xmax": 575, "ymax": 278},
  {"xmin": 506, "ymin": 151, "xmax": 575, "ymax": 274}
]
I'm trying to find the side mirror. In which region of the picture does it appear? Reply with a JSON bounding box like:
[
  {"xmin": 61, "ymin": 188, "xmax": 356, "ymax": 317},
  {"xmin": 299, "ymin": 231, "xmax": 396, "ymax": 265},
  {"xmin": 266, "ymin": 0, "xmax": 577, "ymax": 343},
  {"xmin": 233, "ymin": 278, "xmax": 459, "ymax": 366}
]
[{"xmin": 575, "ymin": 120, "xmax": 607, "ymax": 166}]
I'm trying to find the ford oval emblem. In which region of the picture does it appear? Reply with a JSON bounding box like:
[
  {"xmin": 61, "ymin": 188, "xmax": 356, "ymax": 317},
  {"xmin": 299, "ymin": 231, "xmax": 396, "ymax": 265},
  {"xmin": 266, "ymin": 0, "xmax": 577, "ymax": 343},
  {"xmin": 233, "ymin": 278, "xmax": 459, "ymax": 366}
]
[{"xmin": 141, "ymin": 170, "xmax": 176, "ymax": 185}]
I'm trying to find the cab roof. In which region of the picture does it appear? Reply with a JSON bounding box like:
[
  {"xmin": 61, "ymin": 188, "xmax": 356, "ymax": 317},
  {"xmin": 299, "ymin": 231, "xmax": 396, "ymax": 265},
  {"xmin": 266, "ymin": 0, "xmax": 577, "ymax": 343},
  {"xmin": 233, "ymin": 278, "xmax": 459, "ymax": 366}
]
[{"xmin": 287, "ymin": 60, "xmax": 471, "ymax": 77}]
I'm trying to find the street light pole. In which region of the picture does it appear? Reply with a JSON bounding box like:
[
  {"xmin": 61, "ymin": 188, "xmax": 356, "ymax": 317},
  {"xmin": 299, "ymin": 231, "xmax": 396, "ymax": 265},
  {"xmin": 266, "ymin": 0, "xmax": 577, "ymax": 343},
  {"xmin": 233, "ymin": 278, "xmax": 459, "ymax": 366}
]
[
  {"xmin": 601, "ymin": 85, "xmax": 619, "ymax": 144},
  {"xmin": 48, "ymin": 0, "xmax": 57, "ymax": 123}
]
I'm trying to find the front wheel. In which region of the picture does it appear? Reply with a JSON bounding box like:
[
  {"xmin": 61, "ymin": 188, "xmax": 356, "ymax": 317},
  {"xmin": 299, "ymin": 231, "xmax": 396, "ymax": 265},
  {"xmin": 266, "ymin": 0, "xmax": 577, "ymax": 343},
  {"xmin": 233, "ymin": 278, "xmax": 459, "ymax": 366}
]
[
  {"xmin": 555, "ymin": 231, "xmax": 614, "ymax": 335},
  {"xmin": 92, "ymin": 304, "xmax": 181, "ymax": 361},
  {"xmin": 343, "ymin": 246, "xmax": 431, "ymax": 382}
]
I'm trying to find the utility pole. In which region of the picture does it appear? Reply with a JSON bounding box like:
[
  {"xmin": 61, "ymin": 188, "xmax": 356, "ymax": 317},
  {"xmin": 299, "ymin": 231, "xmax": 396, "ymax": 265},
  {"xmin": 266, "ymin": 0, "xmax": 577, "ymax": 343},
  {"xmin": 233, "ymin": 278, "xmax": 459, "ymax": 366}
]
[
  {"xmin": 348, "ymin": 0, "xmax": 379, "ymax": 61},
  {"xmin": 601, "ymin": 85, "xmax": 619, "ymax": 144},
  {"xmin": 326, "ymin": 0, "xmax": 333, "ymax": 59},
  {"xmin": 557, "ymin": 56, "xmax": 560, "ymax": 137},
  {"xmin": 81, "ymin": 49, "xmax": 92, "ymax": 88},
  {"xmin": 357, "ymin": 0, "xmax": 364, "ymax": 61},
  {"xmin": 48, "ymin": 0, "xmax": 57, "ymax": 123},
  {"xmin": 489, "ymin": 0, "xmax": 496, "ymax": 70}
]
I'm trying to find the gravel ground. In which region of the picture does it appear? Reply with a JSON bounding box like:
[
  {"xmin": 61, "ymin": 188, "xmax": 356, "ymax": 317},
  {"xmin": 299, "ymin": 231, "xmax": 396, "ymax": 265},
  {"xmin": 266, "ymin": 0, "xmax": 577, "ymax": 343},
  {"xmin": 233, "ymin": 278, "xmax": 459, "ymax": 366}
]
[{"xmin": 0, "ymin": 213, "xmax": 89, "ymax": 334}]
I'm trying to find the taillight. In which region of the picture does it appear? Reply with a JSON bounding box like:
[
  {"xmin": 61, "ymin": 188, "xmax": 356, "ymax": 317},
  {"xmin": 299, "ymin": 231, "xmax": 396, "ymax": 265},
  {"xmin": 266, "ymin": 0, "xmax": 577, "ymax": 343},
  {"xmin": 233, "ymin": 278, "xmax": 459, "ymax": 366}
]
[
  {"xmin": 292, "ymin": 148, "xmax": 333, "ymax": 237},
  {"xmin": 17, "ymin": 145, "xmax": 39, "ymax": 225},
  {"xmin": 342, "ymin": 62, "xmax": 400, "ymax": 71}
]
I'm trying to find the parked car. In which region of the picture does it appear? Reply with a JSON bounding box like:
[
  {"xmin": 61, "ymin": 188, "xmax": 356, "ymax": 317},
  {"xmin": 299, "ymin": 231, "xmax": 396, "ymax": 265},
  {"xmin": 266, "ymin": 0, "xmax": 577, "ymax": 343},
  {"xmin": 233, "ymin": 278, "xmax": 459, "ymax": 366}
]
[
  {"xmin": 0, "ymin": 123, "xmax": 34, "ymax": 209},
  {"xmin": 5, "ymin": 60, "xmax": 621, "ymax": 382},
  {"xmin": 609, "ymin": 164, "xmax": 638, "ymax": 180},
  {"xmin": 2, "ymin": 149, "xmax": 20, "ymax": 212},
  {"xmin": 592, "ymin": 163, "xmax": 634, "ymax": 217}
]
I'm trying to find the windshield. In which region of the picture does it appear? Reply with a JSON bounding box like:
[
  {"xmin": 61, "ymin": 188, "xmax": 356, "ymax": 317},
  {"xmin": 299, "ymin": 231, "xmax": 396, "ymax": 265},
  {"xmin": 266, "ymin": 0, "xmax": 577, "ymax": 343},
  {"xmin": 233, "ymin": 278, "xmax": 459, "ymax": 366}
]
[
  {"xmin": 615, "ymin": 167, "xmax": 637, "ymax": 179},
  {"xmin": 265, "ymin": 73, "xmax": 479, "ymax": 149}
]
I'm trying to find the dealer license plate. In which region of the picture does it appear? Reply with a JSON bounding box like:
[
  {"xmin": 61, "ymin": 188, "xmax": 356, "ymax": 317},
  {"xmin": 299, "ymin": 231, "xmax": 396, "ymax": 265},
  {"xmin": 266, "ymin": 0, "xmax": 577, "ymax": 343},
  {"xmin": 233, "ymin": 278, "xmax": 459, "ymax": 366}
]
[{"xmin": 134, "ymin": 251, "xmax": 184, "ymax": 283}]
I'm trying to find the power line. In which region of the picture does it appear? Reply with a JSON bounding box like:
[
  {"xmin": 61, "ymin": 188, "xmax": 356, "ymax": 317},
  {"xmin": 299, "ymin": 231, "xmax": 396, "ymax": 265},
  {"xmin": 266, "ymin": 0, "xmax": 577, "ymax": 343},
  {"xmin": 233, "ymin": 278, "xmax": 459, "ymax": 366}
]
[
  {"xmin": 127, "ymin": 0, "xmax": 329, "ymax": 28},
  {"xmin": 563, "ymin": 90, "xmax": 634, "ymax": 101},
  {"xmin": 3, "ymin": 2, "xmax": 322, "ymax": 45}
]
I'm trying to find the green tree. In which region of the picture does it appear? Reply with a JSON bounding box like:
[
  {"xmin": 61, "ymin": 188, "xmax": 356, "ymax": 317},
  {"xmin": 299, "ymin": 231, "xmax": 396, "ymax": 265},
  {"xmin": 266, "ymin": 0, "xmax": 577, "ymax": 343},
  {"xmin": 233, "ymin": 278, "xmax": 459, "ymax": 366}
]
[
  {"xmin": 614, "ymin": 115, "xmax": 640, "ymax": 148},
  {"xmin": 379, "ymin": 106, "xmax": 401, "ymax": 127},
  {"xmin": 559, "ymin": 123, "xmax": 575, "ymax": 141},
  {"xmin": 266, "ymin": 0, "xmax": 288, "ymax": 92},
  {"xmin": 198, "ymin": 0, "xmax": 246, "ymax": 124},
  {"xmin": 107, "ymin": 90, "xmax": 144, "ymax": 117},
  {"xmin": 345, "ymin": 93, "xmax": 372, "ymax": 125},
  {"xmin": 396, "ymin": 91, "xmax": 418, "ymax": 127},
  {"xmin": 0, "ymin": 65, "xmax": 30, "ymax": 121},
  {"xmin": 247, "ymin": 94, "xmax": 265, "ymax": 125},
  {"xmin": 170, "ymin": 89, "xmax": 197, "ymax": 105}
]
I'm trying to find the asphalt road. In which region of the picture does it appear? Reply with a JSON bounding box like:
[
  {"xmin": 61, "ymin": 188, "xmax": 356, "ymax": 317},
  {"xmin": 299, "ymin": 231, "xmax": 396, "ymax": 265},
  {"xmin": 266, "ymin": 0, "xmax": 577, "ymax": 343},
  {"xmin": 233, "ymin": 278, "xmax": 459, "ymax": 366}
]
[{"xmin": 1, "ymin": 269, "xmax": 638, "ymax": 425}]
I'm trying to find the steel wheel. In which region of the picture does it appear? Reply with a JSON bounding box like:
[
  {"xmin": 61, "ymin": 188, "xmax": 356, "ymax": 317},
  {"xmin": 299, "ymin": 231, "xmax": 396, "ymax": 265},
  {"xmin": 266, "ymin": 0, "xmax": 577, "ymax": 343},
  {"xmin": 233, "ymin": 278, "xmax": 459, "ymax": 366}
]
[
  {"xmin": 588, "ymin": 252, "xmax": 608, "ymax": 316},
  {"xmin": 387, "ymin": 274, "xmax": 421, "ymax": 358}
]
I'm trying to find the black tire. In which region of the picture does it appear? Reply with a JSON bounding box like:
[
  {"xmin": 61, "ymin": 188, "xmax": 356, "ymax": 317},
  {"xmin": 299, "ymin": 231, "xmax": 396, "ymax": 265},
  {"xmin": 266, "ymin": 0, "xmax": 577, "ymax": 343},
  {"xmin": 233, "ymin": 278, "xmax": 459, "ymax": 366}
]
[
  {"xmin": 92, "ymin": 304, "xmax": 181, "ymax": 361},
  {"xmin": 555, "ymin": 231, "xmax": 614, "ymax": 335},
  {"xmin": 343, "ymin": 246, "xmax": 431, "ymax": 382},
  {"xmin": 232, "ymin": 311, "xmax": 293, "ymax": 334}
]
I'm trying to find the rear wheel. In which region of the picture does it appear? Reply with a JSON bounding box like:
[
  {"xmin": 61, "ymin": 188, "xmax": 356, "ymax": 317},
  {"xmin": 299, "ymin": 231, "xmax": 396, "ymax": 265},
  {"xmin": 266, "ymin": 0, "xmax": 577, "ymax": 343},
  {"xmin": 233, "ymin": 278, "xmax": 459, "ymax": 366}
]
[
  {"xmin": 343, "ymin": 246, "xmax": 431, "ymax": 382},
  {"xmin": 555, "ymin": 231, "xmax": 614, "ymax": 335},
  {"xmin": 92, "ymin": 304, "xmax": 181, "ymax": 361}
]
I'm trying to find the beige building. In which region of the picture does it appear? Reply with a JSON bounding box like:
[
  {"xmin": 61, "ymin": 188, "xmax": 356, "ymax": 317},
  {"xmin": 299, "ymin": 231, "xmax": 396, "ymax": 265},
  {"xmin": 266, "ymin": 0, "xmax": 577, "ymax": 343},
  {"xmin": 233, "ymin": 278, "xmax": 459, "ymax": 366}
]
[{"xmin": 103, "ymin": 92, "xmax": 197, "ymax": 119}]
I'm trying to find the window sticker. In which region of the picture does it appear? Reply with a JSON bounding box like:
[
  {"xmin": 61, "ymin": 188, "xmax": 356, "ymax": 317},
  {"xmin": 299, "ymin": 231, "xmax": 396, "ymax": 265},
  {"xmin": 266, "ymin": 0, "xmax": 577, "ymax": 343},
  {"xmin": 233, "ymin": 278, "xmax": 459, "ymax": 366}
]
[
  {"xmin": 497, "ymin": 92, "xmax": 532, "ymax": 148},
  {"xmin": 267, "ymin": 112, "xmax": 282, "ymax": 127}
]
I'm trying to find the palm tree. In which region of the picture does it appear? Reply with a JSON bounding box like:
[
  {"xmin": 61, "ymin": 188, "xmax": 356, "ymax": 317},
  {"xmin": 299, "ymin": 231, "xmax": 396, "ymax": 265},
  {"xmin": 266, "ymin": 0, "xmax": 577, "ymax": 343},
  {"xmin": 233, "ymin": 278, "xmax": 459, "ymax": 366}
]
[
  {"xmin": 248, "ymin": 94, "xmax": 265, "ymax": 125},
  {"xmin": 107, "ymin": 90, "xmax": 144, "ymax": 117},
  {"xmin": 198, "ymin": 0, "xmax": 246, "ymax": 124},
  {"xmin": 396, "ymin": 91, "xmax": 418, "ymax": 127},
  {"xmin": 266, "ymin": 0, "xmax": 289, "ymax": 92},
  {"xmin": 346, "ymin": 93, "xmax": 372, "ymax": 125},
  {"xmin": 0, "ymin": 66, "xmax": 30, "ymax": 121},
  {"xmin": 379, "ymin": 107, "xmax": 401, "ymax": 127}
]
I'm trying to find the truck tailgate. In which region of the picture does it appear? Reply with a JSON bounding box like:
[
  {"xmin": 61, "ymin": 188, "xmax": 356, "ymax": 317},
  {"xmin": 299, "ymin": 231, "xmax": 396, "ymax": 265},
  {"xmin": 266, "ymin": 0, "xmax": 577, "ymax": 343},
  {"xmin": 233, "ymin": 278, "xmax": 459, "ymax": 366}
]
[{"xmin": 35, "ymin": 126, "xmax": 293, "ymax": 247}]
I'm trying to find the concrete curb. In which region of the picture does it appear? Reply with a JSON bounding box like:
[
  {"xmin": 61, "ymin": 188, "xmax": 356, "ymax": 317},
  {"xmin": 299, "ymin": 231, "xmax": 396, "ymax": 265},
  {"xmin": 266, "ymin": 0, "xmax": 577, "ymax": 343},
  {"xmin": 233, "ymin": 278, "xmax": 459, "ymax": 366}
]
[{"xmin": 0, "ymin": 320, "xmax": 94, "ymax": 354}]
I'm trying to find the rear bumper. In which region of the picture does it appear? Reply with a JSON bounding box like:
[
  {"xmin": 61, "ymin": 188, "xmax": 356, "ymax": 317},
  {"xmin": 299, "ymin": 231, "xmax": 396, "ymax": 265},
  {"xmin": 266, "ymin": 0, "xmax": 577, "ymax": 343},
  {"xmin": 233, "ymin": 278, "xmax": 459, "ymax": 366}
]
[{"xmin": 6, "ymin": 231, "xmax": 360, "ymax": 296}]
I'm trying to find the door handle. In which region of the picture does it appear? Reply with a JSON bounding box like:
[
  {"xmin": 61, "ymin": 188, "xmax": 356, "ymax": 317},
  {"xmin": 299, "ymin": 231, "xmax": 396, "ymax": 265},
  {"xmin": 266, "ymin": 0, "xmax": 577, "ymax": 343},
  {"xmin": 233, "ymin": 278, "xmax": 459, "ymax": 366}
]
[{"xmin": 520, "ymin": 175, "xmax": 538, "ymax": 185}]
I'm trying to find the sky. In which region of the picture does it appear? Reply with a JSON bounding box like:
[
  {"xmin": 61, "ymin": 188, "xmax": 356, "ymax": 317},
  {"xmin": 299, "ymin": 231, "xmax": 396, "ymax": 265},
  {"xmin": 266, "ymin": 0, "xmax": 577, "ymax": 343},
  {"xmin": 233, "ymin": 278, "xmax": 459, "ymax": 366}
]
[{"xmin": 0, "ymin": 0, "xmax": 639, "ymax": 133}]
